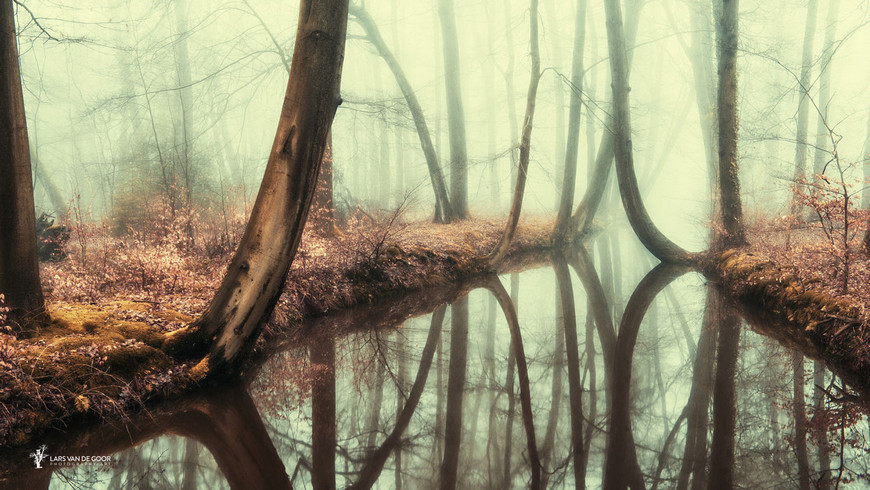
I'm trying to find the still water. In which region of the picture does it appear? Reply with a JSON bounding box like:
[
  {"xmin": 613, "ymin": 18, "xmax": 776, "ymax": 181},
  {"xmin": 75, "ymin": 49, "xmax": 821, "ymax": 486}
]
[{"xmin": 9, "ymin": 244, "xmax": 870, "ymax": 488}]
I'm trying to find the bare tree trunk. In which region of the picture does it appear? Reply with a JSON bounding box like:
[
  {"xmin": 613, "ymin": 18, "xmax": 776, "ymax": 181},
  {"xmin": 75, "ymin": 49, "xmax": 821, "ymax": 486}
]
[
  {"xmin": 553, "ymin": 0, "xmax": 587, "ymax": 243},
  {"xmin": 0, "ymin": 0, "xmax": 44, "ymax": 330},
  {"xmin": 792, "ymin": 353, "xmax": 811, "ymax": 490},
  {"xmin": 162, "ymin": 0, "xmax": 348, "ymax": 375},
  {"xmin": 488, "ymin": 278, "xmax": 542, "ymax": 490},
  {"xmin": 811, "ymin": 0, "xmax": 840, "ymax": 181},
  {"xmin": 602, "ymin": 0, "xmax": 691, "ymax": 263},
  {"xmin": 707, "ymin": 296, "xmax": 741, "ymax": 489},
  {"xmin": 554, "ymin": 254, "xmax": 586, "ymax": 488},
  {"xmin": 33, "ymin": 158, "xmax": 68, "ymax": 217},
  {"xmin": 813, "ymin": 362, "xmax": 831, "ymax": 489},
  {"xmin": 439, "ymin": 0, "xmax": 469, "ymax": 219},
  {"xmin": 485, "ymin": 0, "xmax": 541, "ymax": 266},
  {"xmin": 571, "ymin": 4, "xmax": 640, "ymax": 235},
  {"xmin": 677, "ymin": 292, "xmax": 718, "ymax": 490},
  {"xmin": 715, "ymin": 0, "xmax": 746, "ymax": 248},
  {"xmin": 311, "ymin": 335, "xmax": 336, "ymax": 490},
  {"xmin": 349, "ymin": 306, "xmax": 445, "ymax": 490},
  {"xmin": 790, "ymin": 0, "xmax": 818, "ymax": 215},
  {"xmin": 349, "ymin": 5, "xmax": 453, "ymax": 221},
  {"xmin": 603, "ymin": 263, "xmax": 689, "ymax": 490},
  {"xmin": 440, "ymin": 296, "xmax": 469, "ymax": 489}
]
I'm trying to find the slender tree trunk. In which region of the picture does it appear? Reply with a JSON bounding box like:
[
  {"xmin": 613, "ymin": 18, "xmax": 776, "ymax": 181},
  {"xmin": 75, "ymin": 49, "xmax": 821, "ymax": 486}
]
[
  {"xmin": 553, "ymin": 0, "xmax": 587, "ymax": 243},
  {"xmin": 350, "ymin": 306, "xmax": 445, "ymax": 490},
  {"xmin": 485, "ymin": 0, "xmax": 541, "ymax": 266},
  {"xmin": 792, "ymin": 353, "xmax": 811, "ymax": 490},
  {"xmin": 677, "ymin": 292, "xmax": 718, "ymax": 490},
  {"xmin": 439, "ymin": 0, "xmax": 469, "ymax": 219},
  {"xmin": 812, "ymin": 0, "xmax": 840, "ymax": 181},
  {"xmin": 440, "ymin": 296, "xmax": 469, "ymax": 489},
  {"xmin": 814, "ymin": 362, "xmax": 831, "ymax": 489},
  {"xmin": 162, "ymin": 0, "xmax": 349, "ymax": 375},
  {"xmin": 790, "ymin": 0, "xmax": 818, "ymax": 215},
  {"xmin": 502, "ymin": 0, "xmax": 520, "ymax": 209},
  {"xmin": 488, "ymin": 278, "xmax": 542, "ymax": 490},
  {"xmin": 554, "ymin": 254, "xmax": 586, "ymax": 488},
  {"xmin": 311, "ymin": 335, "xmax": 336, "ymax": 490},
  {"xmin": 571, "ymin": 4, "xmax": 640, "ymax": 235},
  {"xmin": 0, "ymin": 0, "xmax": 44, "ymax": 330},
  {"xmin": 602, "ymin": 0, "xmax": 691, "ymax": 263},
  {"xmin": 716, "ymin": 0, "xmax": 746, "ymax": 248},
  {"xmin": 33, "ymin": 159, "xmax": 68, "ymax": 217},
  {"xmin": 350, "ymin": 6, "xmax": 454, "ymax": 221}
]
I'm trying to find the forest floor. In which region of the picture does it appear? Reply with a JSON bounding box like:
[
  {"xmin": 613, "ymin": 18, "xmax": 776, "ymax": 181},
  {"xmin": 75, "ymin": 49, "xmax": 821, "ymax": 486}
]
[{"xmin": 0, "ymin": 215, "xmax": 557, "ymax": 448}]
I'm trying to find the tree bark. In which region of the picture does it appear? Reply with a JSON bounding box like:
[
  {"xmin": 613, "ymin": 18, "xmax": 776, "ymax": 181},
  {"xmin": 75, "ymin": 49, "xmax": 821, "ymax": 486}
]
[
  {"xmin": 553, "ymin": 0, "xmax": 587, "ymax": 243},
  {"xmin": 0, "ymin": 0, "xmax": 44, "ymax": 329},
  {"xmin": 438, "ymin": 0, "xmax": 469, "ymax": 219},
  {"xmin": 162, "ymin": 0, "xmax": 349, "ymax": 375},
  {"xmin": 485, "ymin": 0, "xmax": 541, "ymax": 266},
  {"xmin": 602, "ymin": 0, "xmax": 692, "ymax": 263},
  {"xmin": 715, "ymin": 0, "xmax": 746, "ymax": 248},
  {"xmin": 349, "ymin": 5, "xmax": 454, "ymax": 222}
]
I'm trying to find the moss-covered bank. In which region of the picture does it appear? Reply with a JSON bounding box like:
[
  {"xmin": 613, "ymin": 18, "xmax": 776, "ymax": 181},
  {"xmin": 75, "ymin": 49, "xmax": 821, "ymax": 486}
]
[
  {"xmin": 703, "ymin": 249, "xmax": 870, "ymax": 399},
  {"xmin": 1, "ymin": 218, "xmax": 559, "ymax": 448}
]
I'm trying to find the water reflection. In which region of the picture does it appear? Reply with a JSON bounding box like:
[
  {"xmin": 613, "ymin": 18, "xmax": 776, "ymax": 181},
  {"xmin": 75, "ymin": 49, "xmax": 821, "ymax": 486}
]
[{"xmin": 2, "ymin": 246, "xmax": 869, "ymax": 489}]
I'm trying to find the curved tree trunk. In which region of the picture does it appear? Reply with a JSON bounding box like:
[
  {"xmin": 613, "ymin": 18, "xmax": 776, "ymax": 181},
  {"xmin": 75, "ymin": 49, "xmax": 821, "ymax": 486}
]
[
  {"xmin": 571, "ymin": 3, "xmax": 641, "ymax": 236},
  {"xmin": 485, "ymin": 0, "xmax": 541, "ymax": 266},
  {"xmin": 603, "ymin": 263, "xmax": 689, "ymax": 490},
  {"xmin": 163, "ymin": 0, "xmax": 349, "ymax": 376},
  {"xmin": 603, "ymin": 0, "xmax": 692, "ymax": 263},
  {"xmin": 488, "ymin": 277, "xmax": 542, "ymax": 490},
  {"xmin": 0, "ymin": 0, "xmax": 44, "ymax": 330},
  {"xmin": 349, "ymin": 5, "xmax": 454, "ymax": 222},
  {"xmin": 553, "ymin": 0, "xmax": 587, "ymax": 243}
]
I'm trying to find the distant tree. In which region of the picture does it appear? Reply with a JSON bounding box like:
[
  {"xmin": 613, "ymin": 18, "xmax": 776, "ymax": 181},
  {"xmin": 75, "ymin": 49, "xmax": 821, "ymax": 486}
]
[
  {"xmin": 790, "ymin": 0, "xmax": 818, "ymax": 215},
  {"xmin": 0, "ymin": 0, "xmax": 44, "ymax": 329},
  {"xmin": 349, "ymin": 3, "xmax": 454, "ymax": 222},
  {"xmin": 163, "ymin": 0, "xmax": 349, "ymax": 375},
  {"xmin": 485, "ymin": 0, "xmax": 541, "ymax": 266},
  {"xmin": 438, "ymin": 0, "xmax": 469, "ymax": 219},
  {"xmin": 552, "ymin": 0, "xmax": 587, "ymax": 244}
]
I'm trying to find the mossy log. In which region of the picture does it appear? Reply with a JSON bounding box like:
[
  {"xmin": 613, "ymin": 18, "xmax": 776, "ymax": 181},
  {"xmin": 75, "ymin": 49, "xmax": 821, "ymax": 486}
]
[{"xmin": 703, "ymin": 249, "xmax": 870, "ymax": 399}]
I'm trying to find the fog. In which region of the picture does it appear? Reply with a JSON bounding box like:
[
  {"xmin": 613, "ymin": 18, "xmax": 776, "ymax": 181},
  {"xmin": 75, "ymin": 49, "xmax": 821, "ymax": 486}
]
[{"xmin": 19, "ymin": 0, "xmax": 870, "ymax": 254}]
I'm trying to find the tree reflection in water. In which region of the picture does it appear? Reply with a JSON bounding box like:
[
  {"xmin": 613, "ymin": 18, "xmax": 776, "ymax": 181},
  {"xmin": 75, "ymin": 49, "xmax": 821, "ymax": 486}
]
[{"xmin": 3, "ymin": 251, "xmax": 868, "ymax": 489}]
